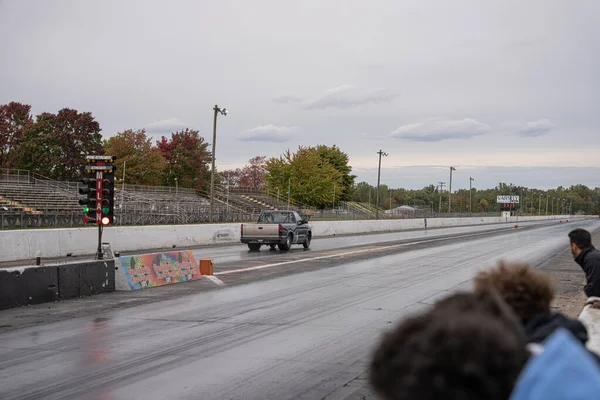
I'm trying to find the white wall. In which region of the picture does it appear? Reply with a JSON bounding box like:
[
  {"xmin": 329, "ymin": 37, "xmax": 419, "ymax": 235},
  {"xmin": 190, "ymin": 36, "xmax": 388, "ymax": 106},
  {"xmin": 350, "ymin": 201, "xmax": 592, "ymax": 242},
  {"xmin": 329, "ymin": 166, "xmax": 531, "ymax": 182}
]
[{"xmin": 0, "ymin": 215, "xmax": 588, "ymax": 262}]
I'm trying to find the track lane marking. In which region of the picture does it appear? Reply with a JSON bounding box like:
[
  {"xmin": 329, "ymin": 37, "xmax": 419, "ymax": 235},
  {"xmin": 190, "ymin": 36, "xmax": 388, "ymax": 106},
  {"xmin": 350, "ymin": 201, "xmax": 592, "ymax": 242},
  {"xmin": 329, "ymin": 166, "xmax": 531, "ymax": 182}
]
[
  {"xmin": 215, "ymin": 228, "xmax": 514, "ymax": 276},
  {"xmin": 204, "ymin": 275, "xmax": 226, "ymax": 285}
]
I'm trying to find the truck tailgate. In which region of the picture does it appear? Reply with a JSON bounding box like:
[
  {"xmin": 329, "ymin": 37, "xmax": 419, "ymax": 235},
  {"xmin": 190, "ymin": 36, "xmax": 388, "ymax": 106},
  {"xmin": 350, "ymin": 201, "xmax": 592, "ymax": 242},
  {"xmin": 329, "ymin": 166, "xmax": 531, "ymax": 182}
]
[{"xmin": 242, "ymin": 224, "xmax": 280, "ymax": 238}]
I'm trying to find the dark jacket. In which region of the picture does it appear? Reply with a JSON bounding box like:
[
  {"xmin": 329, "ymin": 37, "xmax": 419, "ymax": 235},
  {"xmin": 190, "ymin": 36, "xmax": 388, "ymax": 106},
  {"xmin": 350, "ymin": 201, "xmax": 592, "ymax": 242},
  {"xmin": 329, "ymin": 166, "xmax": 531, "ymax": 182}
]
[
  {"xmin": 575, "ymin": 246, "xmax": 600, "ymax": 297},
  {"xmin": 524, "ymin": 311, "xmax": 600, "ymax": 365},
  {"xmin": 524, "ymin": 311, "xmax": 588, "ymax": 345}
]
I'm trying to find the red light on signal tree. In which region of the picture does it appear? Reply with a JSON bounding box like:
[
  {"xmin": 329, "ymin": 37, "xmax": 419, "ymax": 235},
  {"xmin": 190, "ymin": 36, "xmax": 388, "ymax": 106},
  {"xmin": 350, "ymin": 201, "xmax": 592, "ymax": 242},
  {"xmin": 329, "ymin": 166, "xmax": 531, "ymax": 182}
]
[
  {"xmin": 101, "ymin": 217, "xmax": 110, "ymax": 225},
  {"xmin": 84, "ymin": 216, "xmax": 90, "ymax": 223}
]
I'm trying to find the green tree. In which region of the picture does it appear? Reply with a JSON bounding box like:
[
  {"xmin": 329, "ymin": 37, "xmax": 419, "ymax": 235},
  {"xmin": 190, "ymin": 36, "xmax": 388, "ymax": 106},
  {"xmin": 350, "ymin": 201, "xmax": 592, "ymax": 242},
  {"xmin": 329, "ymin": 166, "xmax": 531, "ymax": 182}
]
[
  {"xmin": 265, "ymin": 146, "xmax": 343, "ymax": 208},
  {"xmin": 104, "ymin": 129, "xmax": 167, "ymax": 185},
  {"xmin": 14, "ymin": 108, "xmax": 103, "ymax": 180},
  {"xmin": 316, "ymin": 145, "xmax": 356, "ymax": 201}
]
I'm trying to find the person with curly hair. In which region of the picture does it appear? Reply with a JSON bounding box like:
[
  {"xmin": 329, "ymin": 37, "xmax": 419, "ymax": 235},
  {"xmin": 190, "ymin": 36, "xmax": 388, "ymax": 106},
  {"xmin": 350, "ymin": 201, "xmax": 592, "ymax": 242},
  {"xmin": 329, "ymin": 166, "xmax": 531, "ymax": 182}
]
[
  {"xmin": 369, "ymin": 290, "xmax": 529, "ymax": 400},
  {"xmin": 472, "ymin": 260, "xmax": 589, "ymax": 345}
]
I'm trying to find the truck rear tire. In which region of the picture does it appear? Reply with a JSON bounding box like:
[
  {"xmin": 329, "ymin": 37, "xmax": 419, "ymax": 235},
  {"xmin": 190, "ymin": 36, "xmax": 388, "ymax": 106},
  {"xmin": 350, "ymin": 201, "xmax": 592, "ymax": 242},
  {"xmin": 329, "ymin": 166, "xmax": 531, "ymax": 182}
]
[
  {"xmin": 303, "ymin": 233, "xmax": 311, "ymax": 249},
  {"xmin": 278, "ymin": 234, "xmax": 293, "ymax": 251},
  {"xmin": 248, "ymin": 243, "xmax": 261, "ymax": 251}
]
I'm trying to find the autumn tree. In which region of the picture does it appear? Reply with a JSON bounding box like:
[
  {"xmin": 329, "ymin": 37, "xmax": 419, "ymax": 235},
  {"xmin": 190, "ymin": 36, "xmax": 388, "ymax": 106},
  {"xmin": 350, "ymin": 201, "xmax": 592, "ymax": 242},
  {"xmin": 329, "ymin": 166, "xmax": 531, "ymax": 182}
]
[
  {"xmin": 221, "ymin": 156, "xmax": 268, "ymax": 190},
  {"xmin": 265, "ymin": 146, "xmax": 343, "ymax": 208},
  {"xmin": 156, "ymin": 128, "xmax": 211, "ymax": 191},
  {"xmin": 316, "ymin": 145, "xmax": 356, "ymax": 201},
  {"xmin": 219, "ymin": 168, "xmax": 242, "ymax": 188},
  {"xmin": 14, "ymin": 108, "xmax": 103, "ymax": 180},
  {"xmin": 0, "ymin": 102, "xmax": 33, "ymax": 168},
  {"xmin": 480, "ymin": 198, "xmax": 489, "ymax": 213},
  {"xmin": 104, "ymin": 129, "xmax": 167, "ymax": 185}
]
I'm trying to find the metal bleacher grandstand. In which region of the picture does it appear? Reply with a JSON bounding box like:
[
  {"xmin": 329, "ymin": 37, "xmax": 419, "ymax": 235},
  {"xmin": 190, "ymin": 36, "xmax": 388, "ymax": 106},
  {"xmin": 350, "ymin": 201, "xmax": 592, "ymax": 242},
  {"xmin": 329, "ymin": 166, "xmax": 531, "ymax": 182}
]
[
  {"xmin": 0, "ymin": 169, "xmax": 254, "ymax": 228},
  {"xmin": 0, "ymin": 169, "xmax": 393, "ymax": 229}
]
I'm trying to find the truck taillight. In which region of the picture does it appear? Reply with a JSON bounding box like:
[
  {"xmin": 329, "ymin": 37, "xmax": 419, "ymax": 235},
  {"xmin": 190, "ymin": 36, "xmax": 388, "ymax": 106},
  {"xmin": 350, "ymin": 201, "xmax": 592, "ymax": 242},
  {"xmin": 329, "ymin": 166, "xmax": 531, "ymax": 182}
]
[
  {"xmin": 278, "ymin": 224, "xmax": 283, "ymax": 232},
  {"xmin": 240, "ymin": 224, "xmax": 244, "ymax": 235}
]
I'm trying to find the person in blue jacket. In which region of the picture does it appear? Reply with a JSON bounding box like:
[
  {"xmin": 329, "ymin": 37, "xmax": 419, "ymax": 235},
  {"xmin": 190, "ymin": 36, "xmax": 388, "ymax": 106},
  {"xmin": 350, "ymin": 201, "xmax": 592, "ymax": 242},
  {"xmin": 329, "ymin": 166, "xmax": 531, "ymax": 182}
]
[{"xmin": 510, "ymin": 328, "xmax": 600, "ymax": 399}]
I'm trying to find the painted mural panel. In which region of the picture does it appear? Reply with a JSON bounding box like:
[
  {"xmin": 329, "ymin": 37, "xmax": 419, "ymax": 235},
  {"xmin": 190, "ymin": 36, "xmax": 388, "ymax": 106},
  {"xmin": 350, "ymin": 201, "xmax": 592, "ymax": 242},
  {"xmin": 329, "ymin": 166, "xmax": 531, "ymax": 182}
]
[{"xmin": 119, "ymin": 250, "xmax": 201, "ymax": 290}]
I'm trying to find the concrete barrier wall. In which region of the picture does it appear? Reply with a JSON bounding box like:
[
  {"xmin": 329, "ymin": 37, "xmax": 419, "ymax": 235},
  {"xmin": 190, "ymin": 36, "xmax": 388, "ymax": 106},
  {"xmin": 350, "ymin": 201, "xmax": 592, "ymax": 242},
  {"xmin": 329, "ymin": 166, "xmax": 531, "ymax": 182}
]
[
  {"xmin": 0, "ymin": 260, "xmax": 115, "ymax": 309},
  {"xmin": 0, "ymin": 215, "xmax": 589, "ymax": 263}
]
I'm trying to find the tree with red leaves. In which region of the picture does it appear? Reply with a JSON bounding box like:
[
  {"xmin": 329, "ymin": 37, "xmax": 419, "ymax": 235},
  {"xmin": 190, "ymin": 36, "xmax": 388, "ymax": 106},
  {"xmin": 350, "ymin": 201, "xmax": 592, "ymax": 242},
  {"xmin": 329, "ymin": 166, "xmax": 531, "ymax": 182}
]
[
  {"xmin": 0, "ymin": 102, "xmax": 33, "ymax": 168},
  {"xmin": 14, "ymin": 108, "xmax": 103, "ymax": 180},
  {"xmin": 156, "ymin": 128, "xmax": 212, "ymax": 191},
  {"xmin": 220, "ymin": 156, "xmax": 267, "ymax": 190},
  {"xmin": 104, "ymin": 129, "xmax": 167, "ymax": 186}
]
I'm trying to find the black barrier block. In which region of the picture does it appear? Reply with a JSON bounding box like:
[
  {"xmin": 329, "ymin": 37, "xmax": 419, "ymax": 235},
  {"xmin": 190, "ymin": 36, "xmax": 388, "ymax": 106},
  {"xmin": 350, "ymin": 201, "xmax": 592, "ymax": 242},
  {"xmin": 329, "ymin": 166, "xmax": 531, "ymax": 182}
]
[
  {"xmin": 57, "ymin": 260, "xmax": 116, "ymax": 299},
  {"xmin": 0, "ymin": 266, "xmax": 59, "ymax": 310}
]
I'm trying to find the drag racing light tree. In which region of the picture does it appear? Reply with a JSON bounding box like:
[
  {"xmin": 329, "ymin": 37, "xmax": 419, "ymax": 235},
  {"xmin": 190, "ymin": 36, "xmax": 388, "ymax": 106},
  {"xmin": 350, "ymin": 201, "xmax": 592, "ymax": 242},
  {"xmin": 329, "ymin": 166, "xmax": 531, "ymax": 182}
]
[
  {"xmin": 79, "ymin": 176, "xmax": 97, "ymax": 223},
  {"xmin": 210, "ymin": 104, "xmax": 228, "ymax": 223},
  {"xmin": 101, "ymin": 171, "xmax": 115, "ymax": 225}
]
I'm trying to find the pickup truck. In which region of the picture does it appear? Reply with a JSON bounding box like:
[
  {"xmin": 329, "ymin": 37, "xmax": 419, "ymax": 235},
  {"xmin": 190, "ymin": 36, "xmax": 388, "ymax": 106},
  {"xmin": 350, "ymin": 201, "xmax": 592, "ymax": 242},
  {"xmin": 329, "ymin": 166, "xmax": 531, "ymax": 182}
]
[{"xmin": 240, "ymin": 210, "xmax": 312, "ymax": 251}]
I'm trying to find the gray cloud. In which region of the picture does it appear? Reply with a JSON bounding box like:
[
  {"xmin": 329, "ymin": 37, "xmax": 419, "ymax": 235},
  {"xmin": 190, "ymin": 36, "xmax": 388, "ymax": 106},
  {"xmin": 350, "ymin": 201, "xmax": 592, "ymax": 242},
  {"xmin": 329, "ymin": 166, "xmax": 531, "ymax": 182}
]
[
  {"xmin": 301, "ymin": 85, "xmax": 398, "ymax": 110},
  {"xmin": 505, "ymin": 119, "xmax": 556, "ymax": 137},
  {"xmin": 144, "ymin": 118, "xmax": 189, "ymax": 135},
  {"xmin": 273, "ymin": 96, "xmax": 303, "ymax": 104},
  {"xmin": 390, "ymin": 118, "xmax": 492, "ymax": 142},
  {"xmin": 237, "ymin": 125, "xmax": 297, "ymax": 143},
  {"xmin": 1, "ymin": 0, "xmax": 599, "ymax": 189}
]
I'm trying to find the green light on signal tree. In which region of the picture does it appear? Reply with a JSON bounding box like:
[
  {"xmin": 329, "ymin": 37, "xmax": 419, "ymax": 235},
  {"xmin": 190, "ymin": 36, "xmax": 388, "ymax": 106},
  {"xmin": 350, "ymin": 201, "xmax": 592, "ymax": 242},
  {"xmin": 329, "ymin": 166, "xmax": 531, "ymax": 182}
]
[
  {"xmin": 102, "ymin": 207, "xmax": 110, "ymax": 214},
  {"xmin": 83, "ymin": 207, "xmax": 89, "ymax": 213}
]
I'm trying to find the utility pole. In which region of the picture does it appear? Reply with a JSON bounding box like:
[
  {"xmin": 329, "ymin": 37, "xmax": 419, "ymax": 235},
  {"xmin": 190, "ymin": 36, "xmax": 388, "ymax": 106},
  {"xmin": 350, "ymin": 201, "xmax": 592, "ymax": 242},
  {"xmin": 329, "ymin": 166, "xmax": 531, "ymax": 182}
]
[
  {"xmin": 448, "ymin": 167, "xmax": 456, "ymax": 213},
  {"xmin": 546, "ymin": 195, "xmax": 549, "ymax": 215},
  {"xmin": 438, "ymin": 182, "xmax": 445, "ymax": 214},
  {"xmin": 209, "ymin": 104, "xmax": 227, "ymax": 223},
  {"xmin": 375, "ymin": 150, "xmax": 388, "ymax": 220},
  {"xmin": 469, "ymin": 177, "xmax": 474, "ymax": 215},
  {"xmin": 538, "ymin": 194, "xmax": 541, "ymax": 215}
]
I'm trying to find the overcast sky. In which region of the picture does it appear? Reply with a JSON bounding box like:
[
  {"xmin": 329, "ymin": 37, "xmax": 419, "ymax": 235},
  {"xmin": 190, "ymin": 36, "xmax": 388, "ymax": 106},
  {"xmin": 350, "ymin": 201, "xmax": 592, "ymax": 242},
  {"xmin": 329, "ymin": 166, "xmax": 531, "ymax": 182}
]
[{"xmin": 1, "ymin": 0, "xmax": 599, "ymax": 190}]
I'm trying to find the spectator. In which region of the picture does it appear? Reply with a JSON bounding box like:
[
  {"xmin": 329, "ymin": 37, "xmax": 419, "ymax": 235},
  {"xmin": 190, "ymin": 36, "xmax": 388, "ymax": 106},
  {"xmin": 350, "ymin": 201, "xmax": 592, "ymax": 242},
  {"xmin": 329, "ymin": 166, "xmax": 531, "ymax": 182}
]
[
  {"xmin": 369, "ymin": 290, "xmax": 529, "ymax": 400},
  {"xmin": 473, "ymin": 260, "xmax": 589, "ymax": 345},
  {"xmin": 568, "ymin": 228, "xmax": 600, "ymax": 297},
  {"xmin": 509, "ymin": 328, "xmax": 600, "ymax": 399}
]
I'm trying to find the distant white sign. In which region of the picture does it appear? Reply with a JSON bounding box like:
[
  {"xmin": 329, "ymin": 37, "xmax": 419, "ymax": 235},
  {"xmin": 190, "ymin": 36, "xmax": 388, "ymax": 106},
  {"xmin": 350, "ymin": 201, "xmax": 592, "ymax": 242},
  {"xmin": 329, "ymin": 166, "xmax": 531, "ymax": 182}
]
[{"xmin": 497, "ymin": 195, "xmax": 520, "ymax": 204}]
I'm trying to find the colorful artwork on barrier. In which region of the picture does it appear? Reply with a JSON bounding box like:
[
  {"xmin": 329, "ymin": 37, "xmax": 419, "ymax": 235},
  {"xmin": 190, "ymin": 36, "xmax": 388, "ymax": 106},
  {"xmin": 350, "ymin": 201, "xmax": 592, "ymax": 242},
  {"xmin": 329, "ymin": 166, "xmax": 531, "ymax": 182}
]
[{"xmin": 119, "ymin": 250, "xmax": 201, "ymax": 290}]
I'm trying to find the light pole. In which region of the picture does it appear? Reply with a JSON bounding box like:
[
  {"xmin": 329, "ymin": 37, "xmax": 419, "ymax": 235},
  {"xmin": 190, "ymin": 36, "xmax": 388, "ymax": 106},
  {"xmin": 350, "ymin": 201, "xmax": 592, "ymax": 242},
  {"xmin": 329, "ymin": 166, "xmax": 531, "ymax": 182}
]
[
  {"xmin": 226, "ymin": 171, "xmax": 230, "ymax": 217},
  {"xmin": 209, "ymin": 104, "xmax": 228, "ymax": 223},
  {"xmin": 375, "ymin": 150, "xmax": 388, "ymax": 220},
  {"xmin": 438, "ymin": 181, "xmax": 445, "ymax": 214},
  {"xmin": 538, "ymin": 194, "xmax": 541, "ymax": 215},
  {"xmin": 448, "ymin": 166, "xmax": 456, "ymax": 213},
  {"xmin": 469, "ymin": 177, "xmax": 474, "ymax": 215},
  {"xmin": 546, "ymin": 195, "xmax": 549, "ymax": 215}
]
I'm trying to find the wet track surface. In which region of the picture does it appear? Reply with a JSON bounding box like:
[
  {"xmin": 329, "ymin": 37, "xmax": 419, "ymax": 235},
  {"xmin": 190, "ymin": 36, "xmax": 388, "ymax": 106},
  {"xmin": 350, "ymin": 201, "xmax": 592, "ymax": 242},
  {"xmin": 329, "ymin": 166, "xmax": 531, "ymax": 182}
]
[
  {"xmin": 167, "ymin": 220, "xmax": 571, "ymax": 267},
  {"xmin": 1, "ymin": 219, "xmax": 599, "ymax": 400}
]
